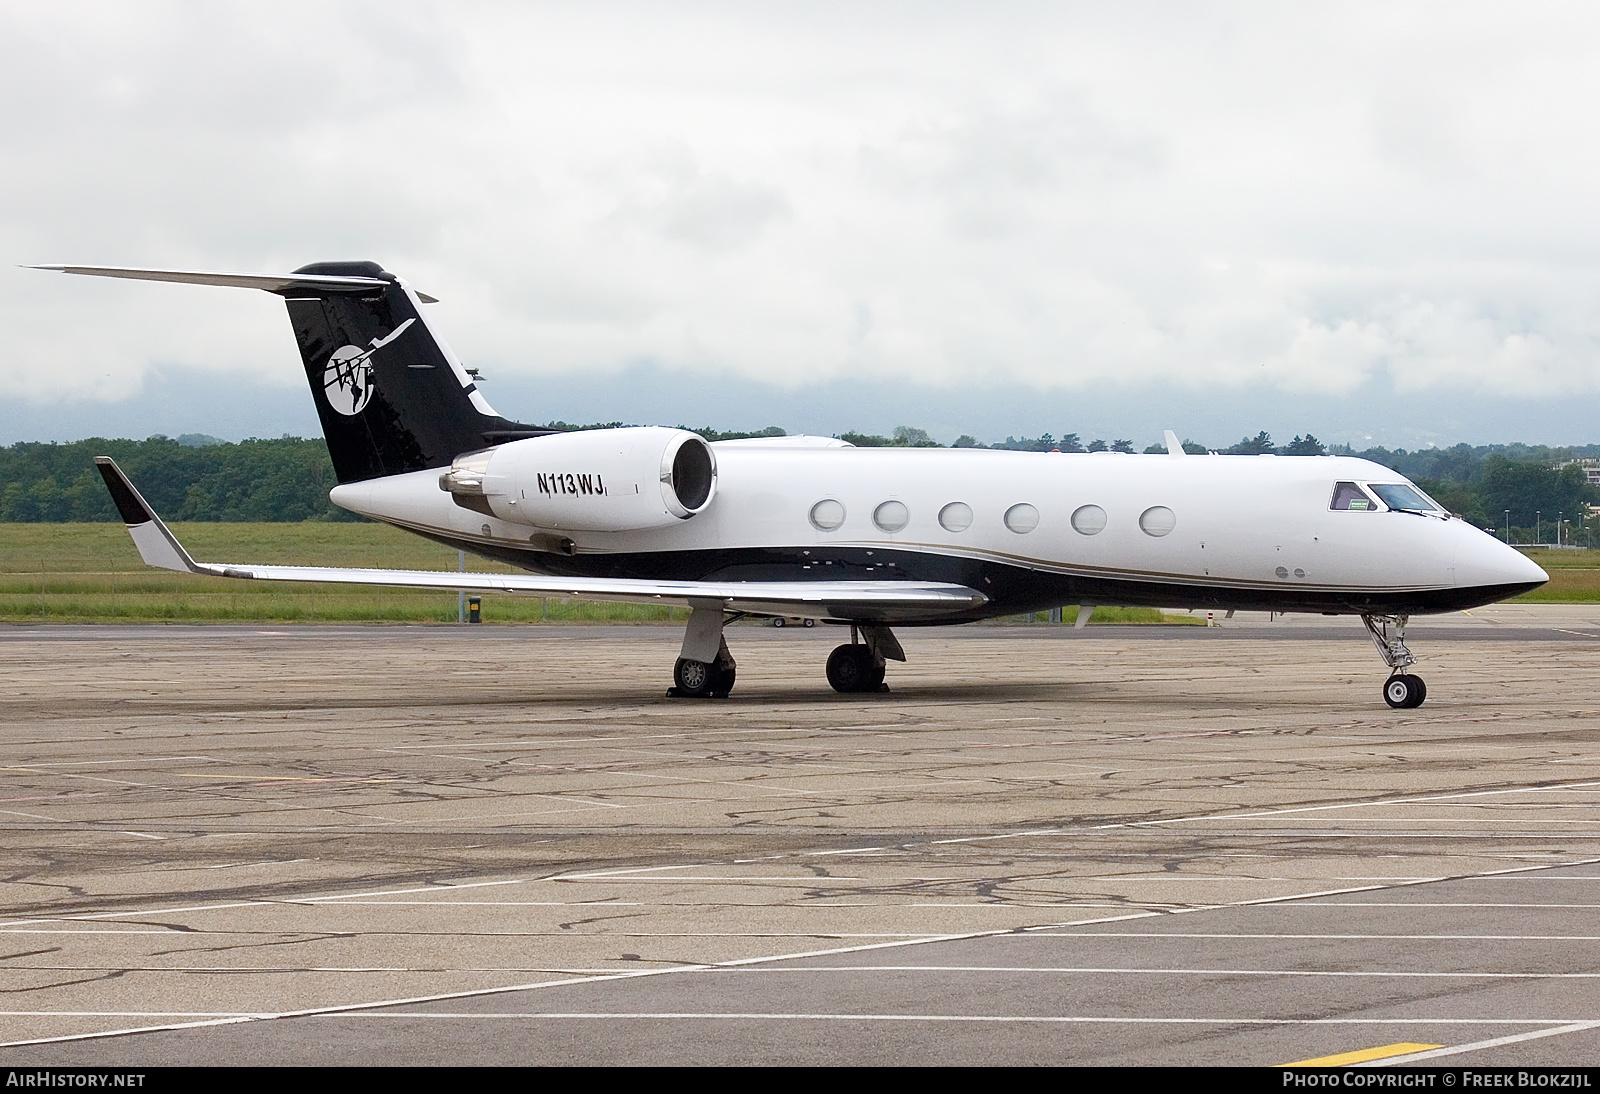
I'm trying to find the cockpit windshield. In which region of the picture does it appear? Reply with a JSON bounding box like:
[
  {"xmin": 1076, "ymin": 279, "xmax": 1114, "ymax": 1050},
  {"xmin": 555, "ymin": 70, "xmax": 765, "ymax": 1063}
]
[
  {"xmin": 1330, "ymin": 482, "xmax": 1376, "ymax": 511},
  {"xmin": 1368, "ymin": 483, "xmax": 1442, "ymax": 513}
]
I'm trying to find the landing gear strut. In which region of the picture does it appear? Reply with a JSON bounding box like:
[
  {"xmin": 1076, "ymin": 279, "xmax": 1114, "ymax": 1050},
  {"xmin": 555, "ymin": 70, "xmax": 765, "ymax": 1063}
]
[
  {"xmin": 826, "ymin": 624, "xmax": 904, "ymax": 694},
  {"xmin": 1363, "ymin": 614, "xmax": 1426, "ymax": 709},
  {"xmin": 667, "ymin": 601, "xmax": 738, "ymax": 699}
]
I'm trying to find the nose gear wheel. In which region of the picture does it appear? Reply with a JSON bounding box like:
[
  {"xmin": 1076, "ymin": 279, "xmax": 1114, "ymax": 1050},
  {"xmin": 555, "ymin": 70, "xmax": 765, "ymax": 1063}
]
[
  {"xmin": 1383, "ymin": 673, "xmax": 1427, "ymax": 709},
  {"xmin": 1364, "ymin": 614, "xmax": 1426, "ymax": 708}
]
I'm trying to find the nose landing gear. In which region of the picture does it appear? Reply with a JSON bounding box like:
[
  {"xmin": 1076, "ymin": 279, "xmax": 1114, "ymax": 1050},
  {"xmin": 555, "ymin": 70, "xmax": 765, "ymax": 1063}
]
[{"xmin": 1363, "ymin": 614, "xmax": 1426, "ymax": 709}]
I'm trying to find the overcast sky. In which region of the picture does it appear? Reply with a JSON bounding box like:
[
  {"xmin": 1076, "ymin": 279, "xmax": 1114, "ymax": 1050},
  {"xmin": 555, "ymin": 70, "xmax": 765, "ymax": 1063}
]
[{"xmin": 5, "ymin": 1, "xmax": 1600, "ymax": 449}]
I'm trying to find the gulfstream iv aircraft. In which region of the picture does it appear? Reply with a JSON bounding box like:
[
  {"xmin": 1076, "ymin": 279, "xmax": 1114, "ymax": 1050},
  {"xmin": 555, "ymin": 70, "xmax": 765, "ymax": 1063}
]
[{"xmin": 35, "ymin": 262, "xmax": 1549, "ymax": 708}]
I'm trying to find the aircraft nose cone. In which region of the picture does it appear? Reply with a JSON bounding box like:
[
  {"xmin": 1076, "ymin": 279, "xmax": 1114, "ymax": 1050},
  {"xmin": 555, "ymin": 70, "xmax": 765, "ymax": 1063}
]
[{"xmin": 1455, "ymin": 524, "xmax": 1548, "ymax": 594}]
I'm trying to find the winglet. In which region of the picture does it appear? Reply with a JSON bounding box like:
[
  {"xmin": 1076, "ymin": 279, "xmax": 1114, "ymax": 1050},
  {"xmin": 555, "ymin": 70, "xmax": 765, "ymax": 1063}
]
[
  {"xmin": 1164, "ymin": 430, "xmax": 1184, "ymax": 457},
  {"xmin": 94, "ymin": 457, "xmax": 202, "ymax": 574}
]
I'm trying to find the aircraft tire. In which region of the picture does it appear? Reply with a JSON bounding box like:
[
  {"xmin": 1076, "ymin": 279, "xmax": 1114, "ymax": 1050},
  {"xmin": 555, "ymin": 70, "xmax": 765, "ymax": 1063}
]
[
  {"xmin": 673, "ymin": 657, "xmax": 717, "ymax": 698},
  {"xmin": 826, "ymin": 644, "xmax": 878, "ymax": 693},
  {"xmin": 1383, "ymin": 674, "xmax": 1426, "ymax": 709},
  {"xmin": 710, "ymin": 665, "xmax": 736, "ymax": 699}
]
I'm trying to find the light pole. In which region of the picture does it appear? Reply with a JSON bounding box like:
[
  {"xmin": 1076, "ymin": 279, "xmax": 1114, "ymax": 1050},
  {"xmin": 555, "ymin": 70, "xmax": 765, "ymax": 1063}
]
[
  {"xmin": 1537, "ymin": 511, "xmax": 1542, "ymax": 545},
  {"xmin": 1505, "ymin": 510, "xmax": 1511, "ymax": 543}
]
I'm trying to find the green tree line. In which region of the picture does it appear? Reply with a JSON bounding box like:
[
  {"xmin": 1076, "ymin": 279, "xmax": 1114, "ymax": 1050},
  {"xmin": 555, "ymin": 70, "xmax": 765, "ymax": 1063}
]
[
  {"xmin": 3, "ymin": 427, "xmax": 1597, "ymax": 534},
  {"xmin": 1, "ymin": 436, "xmax": 353, "ymax": 523}
]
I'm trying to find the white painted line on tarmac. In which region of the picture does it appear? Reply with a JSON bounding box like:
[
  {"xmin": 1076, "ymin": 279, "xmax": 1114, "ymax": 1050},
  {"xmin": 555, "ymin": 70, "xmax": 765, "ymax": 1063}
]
[
  {"xmin": 1020, "ymin": 932, "xmax": 1600, "ymax": 940},
  {"xmin": 0, "ymin": 930, "xmax": 189, "ymax": 935},
  {"xmin": 353, "ymin": 803, "xmax": 635, "ymax": 824},
  {"xmin": 0, "ymin": 874, "xmax": 559, "ymax": 928},
  {"xmin": 551, "ymin": 864, "xmax": 710, "ymax": 881},
  {"xmin": 1363, "ymin": 1021, "xmax": 1600, "ymax": 1065},
  {"xmin": 808, "ymin": 846, "xmax": 891, "ymax": 856},
  {"xmin": 565, "ymin": 876, "xmax": 871, "ymax": 883},
  {"xmin": 291, "ymin": 901, "xmax": 648, "ymax": 907},
  {"xmin": 1093, "ymin": 778, "xmax": 1600, "ymax": 828},
  {"xmin": 305, "ymin": 1013, "xmax": 1599, "ymax": 1027},
  {"xmin": 1291, "ymin": 902, "xmax": 1600, "ymax": 908},
  {"xmin": 0, "ymin": 909, "xmax": 1167, "ymax": 1050},
  {"xmin": 7, "ymin": 757, "xmax": 215, "ymax": 767},
  {"xmin": 1165, "ymin": 819, "xmax": 1600, "ymax": 824},
  {"xmin": 702, "ymin": 965, "xmax": 1600, "ymax": 979},
  {"xmin": 0, "ymin": 1012, "xmax": 258, "ymax": 1018},
  {"xmin": 5, "ymin": 848, "xmax": 1597, "ymax": 1052}
]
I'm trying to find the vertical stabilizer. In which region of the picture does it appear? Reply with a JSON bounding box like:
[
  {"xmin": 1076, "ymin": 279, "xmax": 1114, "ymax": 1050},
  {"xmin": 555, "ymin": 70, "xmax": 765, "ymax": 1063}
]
[{"xmin": 281, "ymin": 261, "xmax": 550, "ymax": 482}]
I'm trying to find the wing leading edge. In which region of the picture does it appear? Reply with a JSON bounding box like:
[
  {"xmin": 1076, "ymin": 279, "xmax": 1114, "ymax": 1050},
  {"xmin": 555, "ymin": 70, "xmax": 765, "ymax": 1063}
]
[{"xmin": 93, "ymin": 458, "xmax": 988, "ymax": 622}]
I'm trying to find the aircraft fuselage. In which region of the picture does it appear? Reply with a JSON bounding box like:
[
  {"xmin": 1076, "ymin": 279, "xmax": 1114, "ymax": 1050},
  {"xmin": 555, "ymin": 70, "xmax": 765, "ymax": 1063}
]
[{"xmin": 331, "ymin": 445, "xmax": 1547, "ymax": 623}]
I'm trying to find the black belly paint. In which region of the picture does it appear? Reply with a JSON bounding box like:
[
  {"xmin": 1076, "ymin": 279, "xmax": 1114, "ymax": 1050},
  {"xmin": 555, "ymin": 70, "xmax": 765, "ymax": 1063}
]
[{"xmin": 399, "ymin": 531, "xmax": 1539, "ymax": 620}]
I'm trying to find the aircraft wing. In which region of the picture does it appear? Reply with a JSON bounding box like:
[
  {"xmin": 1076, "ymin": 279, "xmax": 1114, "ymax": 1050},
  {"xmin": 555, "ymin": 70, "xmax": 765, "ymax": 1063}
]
[{"xmin": 94, "ymin": 458, "xmax": 988, "ymax": 621}]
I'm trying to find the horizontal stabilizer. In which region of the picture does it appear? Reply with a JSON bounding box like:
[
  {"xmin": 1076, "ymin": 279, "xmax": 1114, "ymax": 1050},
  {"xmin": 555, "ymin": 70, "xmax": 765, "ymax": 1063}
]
[
  {"xmin": 27, "ymin": 265, "xmax": 438, "ymax": 303},
  {"xmin": 94, "ymin": 459, "xmax": 988, "ymax": 622}
]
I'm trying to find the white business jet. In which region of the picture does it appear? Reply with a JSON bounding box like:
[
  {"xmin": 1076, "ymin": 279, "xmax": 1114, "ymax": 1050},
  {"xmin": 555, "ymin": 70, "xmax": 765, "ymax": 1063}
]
[{"xmin": 33, "ymin": 262, "xmax": 1548, "ymax": 708}]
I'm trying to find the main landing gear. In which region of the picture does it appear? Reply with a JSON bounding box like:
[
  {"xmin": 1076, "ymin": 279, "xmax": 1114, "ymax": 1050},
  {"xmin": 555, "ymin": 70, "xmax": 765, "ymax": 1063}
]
[
  {"xmin": 667, "ymin": 601, "xmax": 739, "ymax": 699},
  {"xmin": 665, "ymin": 608, "xmax": 906, "ymax": 699},
  {"xmin": 826, "ymin": 624, "xmax": 904, "ymax": 694},
  {"xmin": 1363, "ymin": 614, "xmax": 1426, "ymax": 709}
]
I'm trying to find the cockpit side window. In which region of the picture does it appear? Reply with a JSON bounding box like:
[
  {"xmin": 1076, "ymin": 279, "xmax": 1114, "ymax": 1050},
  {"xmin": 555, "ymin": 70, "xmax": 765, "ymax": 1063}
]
[
  {"xmin": 1330, "ymin": 481, "xmax": 1376, "ymax": 511},
  {"xmin": 1369, "ymin": 483, "xmax": 1441, "ymax": 513}
]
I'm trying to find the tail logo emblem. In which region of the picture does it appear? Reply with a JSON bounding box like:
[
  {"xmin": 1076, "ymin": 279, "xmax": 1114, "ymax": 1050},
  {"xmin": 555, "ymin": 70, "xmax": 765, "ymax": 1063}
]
[{"xmin": 321, "ymin": 318, "xmax": 416, "ymax": 416}]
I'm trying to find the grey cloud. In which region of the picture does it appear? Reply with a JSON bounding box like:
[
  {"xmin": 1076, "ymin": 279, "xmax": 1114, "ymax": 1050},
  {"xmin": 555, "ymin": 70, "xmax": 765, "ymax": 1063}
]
[
  {"xmin": 7, "ymin": 2, "xmax": 1600, "ymax": 446},
  {"xmin": 603, "ymin": 148, "xmax": 792, "ymax": 251}
]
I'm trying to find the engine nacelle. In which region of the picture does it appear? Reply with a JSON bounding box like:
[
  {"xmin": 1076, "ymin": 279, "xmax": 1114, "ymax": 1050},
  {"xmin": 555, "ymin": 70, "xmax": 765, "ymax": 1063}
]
[{"xmin": 439, "ymin": 426, "xmax": 717, "ymax": 532}]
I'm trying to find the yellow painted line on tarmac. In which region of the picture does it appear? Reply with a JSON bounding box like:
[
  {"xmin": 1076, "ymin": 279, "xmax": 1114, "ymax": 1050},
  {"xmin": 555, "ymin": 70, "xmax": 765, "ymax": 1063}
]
[{"xmin": 1282, "ymin": 1042, "xmax": 1442, "ymax": 1067}]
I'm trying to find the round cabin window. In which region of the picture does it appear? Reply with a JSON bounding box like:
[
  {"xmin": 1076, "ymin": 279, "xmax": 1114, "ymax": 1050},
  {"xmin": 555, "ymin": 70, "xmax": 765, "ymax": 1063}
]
[
  {"xmin": 1138, "ymin": 506, "xmax": 1176, "ymax": 537},
  {"xmin": 873, "ymin": 500, "xmax": 909, "ymax": 533},
  {"xmin": 1070, "ymin": 504, "xmax": 1107, "ymax": 535},
  {"xmin": 809, "ymin": 499, "xmax": 846, "ymax": 531},
  {"xmin": 1004, "ymin": 503, "xmax": 1040, "ymax": 534},
  {"xmin": 938, "ymin": 502, "xmax": 973, "ymax": 532}
]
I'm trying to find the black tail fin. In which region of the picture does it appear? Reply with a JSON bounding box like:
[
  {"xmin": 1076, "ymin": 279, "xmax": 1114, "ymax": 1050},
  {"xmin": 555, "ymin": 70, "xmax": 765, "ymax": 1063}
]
[{"xmin": 282, "ymin": 261, "xmax": 549, "ymax": 483}]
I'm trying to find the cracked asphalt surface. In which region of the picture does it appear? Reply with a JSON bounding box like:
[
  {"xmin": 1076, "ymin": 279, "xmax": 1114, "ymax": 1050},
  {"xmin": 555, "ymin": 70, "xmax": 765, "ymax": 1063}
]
[{"xmin": 2, "ymin": 616, "xmax": 1600, "ymax": 1064}]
